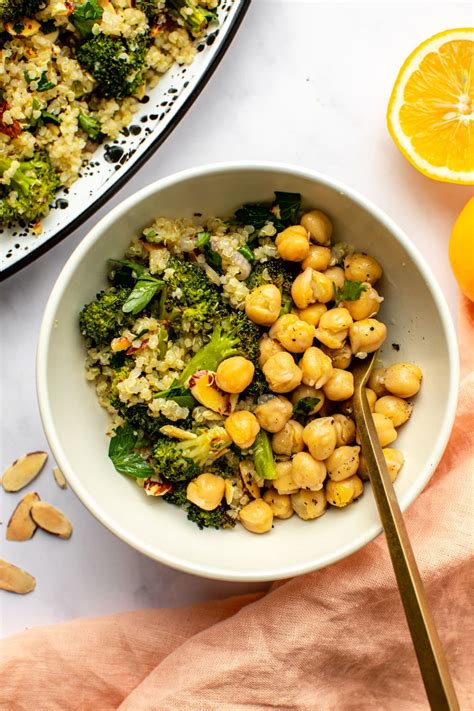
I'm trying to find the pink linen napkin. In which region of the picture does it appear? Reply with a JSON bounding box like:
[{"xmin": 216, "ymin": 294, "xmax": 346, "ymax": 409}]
[{"xmin": 1, "ymin": 298, "xmax": 473, "ymax": 711}]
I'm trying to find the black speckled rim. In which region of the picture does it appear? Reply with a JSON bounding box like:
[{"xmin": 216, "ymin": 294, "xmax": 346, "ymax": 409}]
[{"xmin": 1, "ymin": 0, "xmax": 252, "ymax": 282}]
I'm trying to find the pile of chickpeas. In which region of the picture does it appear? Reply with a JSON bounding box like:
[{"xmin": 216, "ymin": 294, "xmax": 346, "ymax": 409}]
[{"xmin": 185, "ymin": 208, "xmax": 423, "ymax": 534}]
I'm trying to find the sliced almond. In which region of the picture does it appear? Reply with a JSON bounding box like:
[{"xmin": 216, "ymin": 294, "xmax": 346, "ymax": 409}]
[
  {"xmin": 2, "ymin": 451, "xmax": 48, "ymax": 492},
  {"xmin": 52, "ymin": 467, "xmax": 67, "ymax": 489},
  {"xmin": 0, "ymin": 560, "xmax": 36, "ymax": 594},
  {"xmin": 224, "ymin": 480, "xmax": 234, "ymax": 505},
  {"xmin": 6, "ymin": 492, "xmax": 40, "ymax": 541},
  {"xmin": 159, "ymin": 425, "xmax": 197, "ymax": 440},
  {"xmin": 30, "ymin": 501, "xmax": 72, "ymax": 539},
  {"xmin": 143, "ymin": 479, "xmax": 172, "ymax": 496},
  {"xmin": 239, "ymin": 460, "xmax": 261, "ymax": 499},
  {"xmin": 189, "ymin": 371, "xmax": 231, "ymax": 415}
]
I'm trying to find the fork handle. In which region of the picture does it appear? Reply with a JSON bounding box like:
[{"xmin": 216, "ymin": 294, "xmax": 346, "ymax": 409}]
[{"xmin": 354, "ymin": 396, "xmax": 460, "ymax": 710}]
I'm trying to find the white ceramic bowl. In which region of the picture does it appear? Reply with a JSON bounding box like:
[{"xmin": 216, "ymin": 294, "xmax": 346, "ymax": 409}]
[{"xmin": 37, "ymin": 162, "xmax": 459, "ymax": 582}]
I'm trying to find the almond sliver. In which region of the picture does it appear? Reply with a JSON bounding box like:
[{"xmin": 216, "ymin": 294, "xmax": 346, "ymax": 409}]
[
  {"xmin": 6, "ymin": 492, "xmax": 40, "ymax": 541},
  {"xmin": 0, "ymin": 560, "xmax": 36, "ymax": 594},
  {"xmin": 30, "ymin": 501, "xmax": 73, "ymax": 539},
  {"xmin": 2, "ymin": 451, "xmax": 48, "ymax": 492}
]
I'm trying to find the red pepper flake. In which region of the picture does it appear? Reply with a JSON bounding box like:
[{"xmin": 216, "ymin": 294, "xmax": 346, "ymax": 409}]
[{"xmin": 0, "ymin": 102, "xmax": 22, "ymax": 138}]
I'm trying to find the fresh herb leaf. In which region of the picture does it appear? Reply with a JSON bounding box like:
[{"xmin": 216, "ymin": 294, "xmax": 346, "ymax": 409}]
[
  {"xmin": 334, "ymin": 279, "xmax": 368, "ymax": 306},
  {"xmin": 108, "ymin": 424, "xmax": 154, "ymax": 478},
  {"xmin": 155, "ymin": 382, "xmax": 197, "ymax": 409},
  {"xmin": 24, "ymin": 70, "xmax": 57, "ymax": 92},
  {"xmin": 273, "ymin": 191, "xmax": 301, "ymax": 225},
  {"xmin": 294, "ymin": 397, "xmax": 320, "ymax": 416},
  {"xmin": 232, "ymin": 202, "xmax": 280, "ymax": 231},
  {"xmin": 122, "ymin": 275, "xmax": 165, "ymax": 315},
  {"xmin": 109, "ymin": 259, "xmax": 148, "ymax": 278},
  {"xmin": 71, "ymin": 0, "xmax": 103, "ymax": 37},
  {"xmin": 203, "ymin": 243, "xmax": 222, "ymax": 272},
  {"xmin": 195, "ymin": 231, "xmax": 210, "ymax": 248},
  {"xmin": 238, "ymin": 245, "xmax": 255, "ymax": 262}
]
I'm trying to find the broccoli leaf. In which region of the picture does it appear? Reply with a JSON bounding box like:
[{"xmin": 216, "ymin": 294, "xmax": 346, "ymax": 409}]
[
  {"xmin": 253, "ymin": 431, "xmax": 277, "ymax": 480},
  {"xmin": 71, "ymin": 0, "xmax": 103, "ymax": 37},
  {"xmin": 122, "ymin": 275, "xmax": 164, "ymax": 315},
  {"xmin": 334, "ymin": 279, "xmax": 368, "ymax": 306},
  {"xmin": 274, "ymin": 191, "xmax": 301, "ymax": 225},
  {"xmin": 108, "ymin": 424, "xmax": 154, "ymax": 478},
  {"xmin": 293, "ymin": 397, "xmax": 320, "ymax": 416}
]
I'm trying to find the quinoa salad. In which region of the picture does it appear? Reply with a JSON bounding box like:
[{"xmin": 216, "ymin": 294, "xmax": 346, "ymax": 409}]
[
  {"xmin": 80, "ymin": 192, "xmax": 423, "ymax": 533},
  {"xmin": 0, "ymin": 0, "xmax": 218, "ymax": 228}
]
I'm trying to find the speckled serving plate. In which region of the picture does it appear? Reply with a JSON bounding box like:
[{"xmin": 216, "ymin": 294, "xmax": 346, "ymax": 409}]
[{"xmin": 1, "ymin": 0, "xmax": 250, "ymax": 280}]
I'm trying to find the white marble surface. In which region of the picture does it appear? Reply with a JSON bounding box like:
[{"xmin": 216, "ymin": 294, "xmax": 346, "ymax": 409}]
[{"xmin": 0, "ymin": 0, "xmax": 471, "ymax": 639}]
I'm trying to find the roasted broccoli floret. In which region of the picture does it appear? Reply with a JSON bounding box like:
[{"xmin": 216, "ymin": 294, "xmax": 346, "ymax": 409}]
[
  {"xmin": 153, "ymin": 426, "xmax": 232, "ymax": 482},
  {"xmin": 136, "ymin": 0, "xmax": 162, "ymax": 22},
  {"xmin": 109, "ymin": 360, "xmax": 134, "ymax": 400},
  {"xmin": 76, "ymin": 34, "xmax": 147, "ymax": 99},
  {"xmin": 163, "ymin": 482, "xmax": 188, "ymax": 507},
  {"xmin": 246, "ymin": 259, "xmax": 297, "ymax": 315},
  {"xmin": 0, "ymin": 0, "xmax": 44, "ymax": 21},
  {"xmin": 79, "ymin": 286, "xmax": 132, "ymax": 346},
  {"xmin": 187, "ymin": 503, "xmax": 235, "ymax": 530},
  {"xmin": 0, "ymin": 152, "xmax": 59, "ymax": 226},
  {"xmin": 177, "ymin": 310, "xmax": 261, "ymax": 385},
  {"xmin": 78, "ymin": 112, "xmax": 102, "ymax": 141},
  {"xmin": 162, "ymin": 257, "xmax": 228, "ymax": 335},
  {"xmin": 166, "ymin": 0, "xmax": 217, "ymax": 35}
]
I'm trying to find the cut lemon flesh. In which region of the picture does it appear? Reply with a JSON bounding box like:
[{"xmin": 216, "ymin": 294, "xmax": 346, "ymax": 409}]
[{"xmin": 387, "ymin": 29, "xmax": 474, "ymax": 184}]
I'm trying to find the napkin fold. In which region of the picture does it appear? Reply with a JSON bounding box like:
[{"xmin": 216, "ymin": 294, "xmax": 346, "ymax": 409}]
[{"xmin": 1, "ymin": 298, "xmax": 473, "ymax": 711}]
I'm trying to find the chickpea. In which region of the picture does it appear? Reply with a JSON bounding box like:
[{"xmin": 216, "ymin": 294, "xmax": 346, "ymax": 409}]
[
  {"xmin": 239, "ymin": 499, "xmax": 274, "ymax": 534},
  {"xmin": 272, "ymin": 419, "xmax": 304, "ymax": 456},
  {"xmin": 274, "ymin": 460, "xmax": 298, "ymax": 494},
  {"xmin": 298, "ymin": 303, "xmax": 327, "ymax": 328},
  {"xmin": 186, "ymin": 473, "xmax": 225, "ymax": 511},
  {"xmin": 384, "ymin": 363, "xmax": 423, "ymax": 398},
  {"xmin": 216, "ymin": 356, "xmax": 255, "ymax": 393},
  {"xmin": 299, "ymin": 346, "xmax": 333, "ymax": 388},
  {"xmin": 332, "ymin": 413, "xmax": 356, "ymax": 446},
  {"xmin": 344, "ymin": 252, "xmax": 382, "ymax": 284},
  {"xmin": 301, "ymin": 245, "xmax": 332, "ymax": 271},
  {"xmin": 291, "ymin": 451, "xmax": 327, "ymax": 491},
  {"xmin": 323, "ymin": 266, "xmax": 345, "ymax": 289},
  {"xmin": 320, "ymin": 343, "xmax": 352, "ymax": 370},
  {"xmin": 375, "ymin": 395, "xmax": 412, "ymax": 427},
  {"xmin": 269, "ymin": 313, "xmax": 315, "ymax": 353},
  {"xmin": 368, "ymin": 367, "xmax": 387, "ymax": 397},
  {"xmin": 383, "ymin": 448, "xmax": 405, "ymax": 482},
  {"xmin": 326, "ymin": 475, "xmax": 363, "ymax": 507},
  {"xmin": 315, "ymin": 307, "xmax": 353, "ymax": 349},
  {"xmin": 245, "ymin": 284, "xmax": 281, "ymax": 326},
  {"xmin": 291, "ymin": 488, "xmax": 327, "ymax": 520},
  {"xmin": 303, "ymin": 417, "xmax": 337, "ymax": 461},
  {"xmin": 326, "ymin": 445, "xmax": 361, "ymax": 481},
  {"xmin": 291, "ymin": 268, "xmax": 334, "ymax": 308},
  {"xmin": 290, "ymin": 384, "xmax": 325, "ymax": 415},
  {"xmin": 258, "ymin": 334, "xmax": 284, "ymax": 368},
  {"xmin": 323, "ymin": 369, "xmax": 354, "ymax": 401},
  {"xmin": 254, "ymin": 395, "xmax": 293, "ymax": 432},
  {"xmin": 349, "ymin": 318, "xmax": 387, "ymax": 354},
  {"xmin": 225, "ymin": 411, "xmax": 260, "ymax": 449},
  {"xmin": 300, "ymin": 209, "xmax": 333, "ymax": 245},
  {"xmin": 275, "ymin": 225, "xmax": 310, "ymax": 261},
  {"xmin": 372, "ymin": 412, "xmax": 398, "ymax": 447},
  {"xmin": 263, "ymin": 489, "xmax": 293, "ymax": 519},
  {"xmin": 262, "ymin": 351, "xmax": 303, "ymax": 393},
  {"xmin": 344, "ymin": 284, "xmax": 382, "ymax": 321}
]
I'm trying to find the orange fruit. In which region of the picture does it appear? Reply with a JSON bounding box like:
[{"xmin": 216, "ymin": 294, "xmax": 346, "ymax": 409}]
[
  {"xmin": 449, "ymin": 197, "xmax": 474, "ymax": 301},
  {"xmin": 387, "ymin": 29, "xmax": 474, "ymax": 184}
]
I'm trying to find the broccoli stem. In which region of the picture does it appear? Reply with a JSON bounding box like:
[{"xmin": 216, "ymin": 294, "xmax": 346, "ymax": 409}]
[
  {"xmin": 253, "ymin": 431, "xmax": 277, "ymax": 480},
  {"xmin": 78, "ymin": 112, "xmax": 102, "ymax": 141},
  {"xmin": 166, "ymin": 0, "xmax": 216, "ymax": 33},
  {"xmin": 0, "ymin": 159, "xmax": 31, "ymax": 194}
]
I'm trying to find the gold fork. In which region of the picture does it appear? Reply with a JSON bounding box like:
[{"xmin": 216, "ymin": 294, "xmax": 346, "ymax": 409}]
[{"xmin": 352, "ymin": 352, "xmax": 459, "ymax": 710}]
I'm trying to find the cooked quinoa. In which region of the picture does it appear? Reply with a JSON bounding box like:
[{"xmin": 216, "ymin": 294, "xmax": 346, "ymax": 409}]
[
  {"xmin": 0, "ymin": 0, "xmax": 218, "ymax": 226},
  {"xmin": 80, "ymin": 192, "xmax": 422, "ymax": 532}
]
